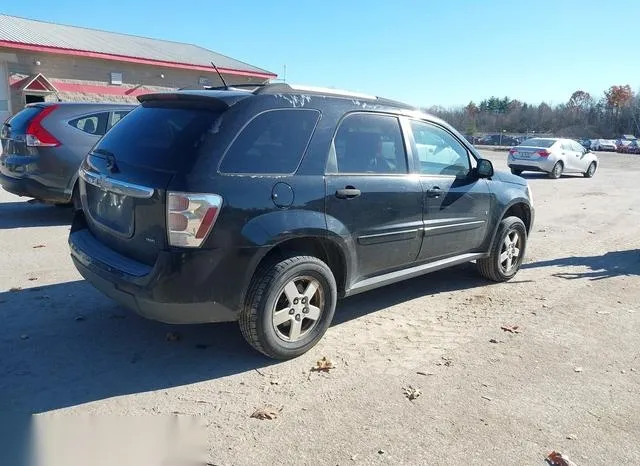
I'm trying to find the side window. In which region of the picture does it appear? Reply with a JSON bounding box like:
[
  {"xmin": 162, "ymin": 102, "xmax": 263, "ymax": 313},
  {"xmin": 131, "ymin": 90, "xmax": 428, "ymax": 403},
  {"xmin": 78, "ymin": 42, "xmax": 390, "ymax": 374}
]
[
  {"xmin": 332, "ymin": 113, "xmax": 407, "ymax": 174},
  {"xmin": 219, "ymin": 109, "xmax": 320, "ymax": 174},
  {"xmin": 410, "ymin": 120, "xmax": 471, "ymax": 176},
  {"xmin": 571, "ymin": 141, "xmax": 585, "ymax": 152},
  {"xmin": 107, "ymin": 110, "xmax": 130, "ymax": 130},
  {"xmin": 69, "ymin": 112, "xmax": 109, "ymax": 136},
  {"xmin": 561, "ymin": 141, "xmax": 572, "ymax": 151}
]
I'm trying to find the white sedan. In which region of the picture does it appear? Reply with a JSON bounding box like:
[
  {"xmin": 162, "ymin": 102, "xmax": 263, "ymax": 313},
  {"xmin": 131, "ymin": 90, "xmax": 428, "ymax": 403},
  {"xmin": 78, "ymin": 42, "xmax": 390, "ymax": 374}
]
[
  {"xmin": 508, "ymin": 138, "xmax": 599, "ymax": 179},
  {"xmin": 593, "ymin": 139, "xmax": 617, "ymax": 151}
]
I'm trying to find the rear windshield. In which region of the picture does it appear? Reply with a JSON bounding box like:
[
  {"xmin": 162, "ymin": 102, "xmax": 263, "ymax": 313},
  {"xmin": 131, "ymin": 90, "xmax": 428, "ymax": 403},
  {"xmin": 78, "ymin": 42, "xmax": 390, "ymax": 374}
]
[
  {"xmin": 520, "ymin": 138, "xmax": 555, "ymax": 148},
  {"xmin": 92, "ymin": 105, "xmax": 222, "ymax": 171},
  {"xmin": 4, "ymin": 106, "xmax": 42, "ymax": 133}
]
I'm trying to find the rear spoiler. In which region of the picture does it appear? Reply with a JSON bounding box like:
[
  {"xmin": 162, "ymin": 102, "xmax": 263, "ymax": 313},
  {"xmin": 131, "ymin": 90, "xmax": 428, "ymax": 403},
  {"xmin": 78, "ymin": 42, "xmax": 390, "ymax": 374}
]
[{"xmin": 137, "ymin": 91, "xmax": 250, "ymax": 109}]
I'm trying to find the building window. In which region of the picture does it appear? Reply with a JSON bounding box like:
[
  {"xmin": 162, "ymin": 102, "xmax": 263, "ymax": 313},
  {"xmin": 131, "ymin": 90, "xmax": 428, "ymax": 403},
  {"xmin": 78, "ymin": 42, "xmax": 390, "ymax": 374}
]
[{"xmin": 110, "ymin": 72, "xmax": 123, "ymax": 85}]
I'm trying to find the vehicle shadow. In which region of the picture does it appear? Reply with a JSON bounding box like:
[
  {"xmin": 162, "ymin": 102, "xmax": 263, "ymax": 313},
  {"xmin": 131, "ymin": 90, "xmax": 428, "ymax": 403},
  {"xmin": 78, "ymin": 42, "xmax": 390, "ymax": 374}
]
[
  {"xmin": 0, "ymin": 200, "xmax": 73, "ymax": 229},
  {"xmin": 522, "ymin": 249, "xmax": 640, "ymax": 280},
  {"xmin": 519, "ymin": 173, "xmax": 583, "ymax": 180},
  {"xmin": 0, "ymin": 263, "xmax": 507, "ymax": 413}
]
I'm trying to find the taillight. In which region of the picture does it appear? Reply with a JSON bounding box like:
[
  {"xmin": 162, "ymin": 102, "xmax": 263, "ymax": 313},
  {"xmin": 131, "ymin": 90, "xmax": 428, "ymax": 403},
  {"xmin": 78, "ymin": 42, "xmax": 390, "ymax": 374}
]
[
  {"xmin": 509, "ymin": 148, "xmax": 517, "ymax": 155},
  {"xmin": 25, "ymin": 105, "xmax": 61, "ymax": 147},
  {"xmin": 167, "ymin": 192, "xmax": 223, "ymax": 248},
  {"xmin": 537, "ymin": 149, "xmax": 550, "ymax": 157}
]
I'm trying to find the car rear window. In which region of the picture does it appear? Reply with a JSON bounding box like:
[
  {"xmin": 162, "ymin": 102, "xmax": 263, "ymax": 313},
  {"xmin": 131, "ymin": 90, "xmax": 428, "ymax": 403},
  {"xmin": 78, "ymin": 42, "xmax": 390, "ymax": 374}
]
[
  {"xmin": 4, "ymin": 106, "xmax": 42, "ymax": 133},
  {"xmin": 92, "ymin": 105, "xmax": 223, "ymax": 171},
  {"xmin": 520, "ymin": 138, "xmax": 555, "ymax": 148},
  {"xmin": 219, "ymin": 109, "xmax": 320, "ymax": 174}
]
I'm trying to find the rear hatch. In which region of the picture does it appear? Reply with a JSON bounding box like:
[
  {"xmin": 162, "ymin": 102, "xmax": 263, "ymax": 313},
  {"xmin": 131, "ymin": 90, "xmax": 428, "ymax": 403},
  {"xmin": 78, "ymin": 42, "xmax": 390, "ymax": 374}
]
[
  {"xmin": 510, "ymin": 139, "xmax": 556, "ymax": 160},
  {"xmin": 1, "ymin": 105, "xmax": 45, "ymax": 158},
  {"xmin": 79, "ymin": 98, "xmax": 226, "ymax": 266}
]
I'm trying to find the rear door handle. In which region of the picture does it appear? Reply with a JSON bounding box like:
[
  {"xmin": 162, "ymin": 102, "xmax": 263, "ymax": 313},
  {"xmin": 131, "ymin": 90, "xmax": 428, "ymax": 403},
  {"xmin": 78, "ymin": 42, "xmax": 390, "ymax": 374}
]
[
  {"xmin": 426, "ymin": 187, "xmax": 442, "ymax": 198},
  {"xmin": 335, "ymin": 187, "xmax": 361, "ymax": 199}
]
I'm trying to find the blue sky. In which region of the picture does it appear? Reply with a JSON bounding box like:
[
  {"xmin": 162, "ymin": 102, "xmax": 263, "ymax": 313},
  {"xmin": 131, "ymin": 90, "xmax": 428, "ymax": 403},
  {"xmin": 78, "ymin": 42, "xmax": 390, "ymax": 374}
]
[{"xmin": 3, "ymin": 1, "xmax": 639, "ymax": 108}]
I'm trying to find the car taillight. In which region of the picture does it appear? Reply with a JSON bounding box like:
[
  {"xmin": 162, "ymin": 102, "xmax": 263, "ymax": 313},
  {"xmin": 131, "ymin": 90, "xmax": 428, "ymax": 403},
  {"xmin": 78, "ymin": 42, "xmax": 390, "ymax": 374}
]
[
  {"xmin": 509, "ymin": 148, "xmax": 517, "ymax": 155},
  {"xmin": 537, "ymin": 149, "xmax": 550, "ymax": 157},
  {"xmin": 167, "ymin": 192, "xmax": 223, "ymax": 248},
  {"xmin": 25, "ymin": 105, "xmax": 61, "ymax": 147}
]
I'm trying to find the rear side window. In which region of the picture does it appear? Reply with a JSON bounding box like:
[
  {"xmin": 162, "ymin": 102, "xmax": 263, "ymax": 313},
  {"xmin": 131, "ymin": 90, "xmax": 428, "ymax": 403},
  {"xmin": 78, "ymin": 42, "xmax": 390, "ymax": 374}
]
[
  {"xmin": 69, "ymin": 112, "xmax": 109, "ymax": 136},
  {"xmin": 92, "ymin": 105, "xmax": 222, "ymax": 171},
  {"xmin": 107, "ymin": 110, "xmax": 130, "ymax": 130},
  {"xmin": 5, "ymin": 106, "xmax": 42, "ymax": 133},
  {"xmin": 332, "ymin": 113, "xmax": 407, "ymax": 174},
  {"xmin": 219, "ymin": 109, "xmax": 320, "ymax": 174}
]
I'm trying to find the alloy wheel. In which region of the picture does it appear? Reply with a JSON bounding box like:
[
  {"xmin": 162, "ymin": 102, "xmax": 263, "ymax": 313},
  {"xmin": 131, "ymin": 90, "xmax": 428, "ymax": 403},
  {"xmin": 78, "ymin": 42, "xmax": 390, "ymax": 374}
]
[
  {"xmin": 272, "ymin": 276, "xmax": 324, "ymax": 342},
  {"xmin": 499, "ymin": 230, "xmax": 522, "ymax": 274}
]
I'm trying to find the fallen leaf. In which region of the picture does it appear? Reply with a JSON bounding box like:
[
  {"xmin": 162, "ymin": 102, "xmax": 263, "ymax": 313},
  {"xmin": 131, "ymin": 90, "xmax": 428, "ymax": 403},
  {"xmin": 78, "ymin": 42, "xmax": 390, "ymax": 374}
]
[
  {"xmin": 489, "ymin": 339, "xmax": 499, "ymax": 344},
  {"xmin": 416, "ymin": 371, "xmax": 434, "ymax": 376},
  {"xmin": 28, "ymin": 277, "xmax": 38, "ymax": 281},
  {"xmin": 9, "ymin": 287, "xmax": 22, "ymax": 292},
  {"xmin": 481, "ymin": 395, "xmax": 493, "ymax": 401},
  {"xmin": 311, "ymin": 356, "xmax": 335, "ymax": 372},
  {"xmin": 574, "ymin": 367, "xmax": 583, "ymax": 373},
  {"xmin": 250, "ymin": 407, "xmax": 280, "ymax": 420},
  {"xmin": 165, "ymin": 332, "xmax": 181, "ymax": 342},
  {"xmin": 269, "ymin": 379, "xmax": 281, "ymax": 385},
  {"xmin": 402, "ymin": 386, "xmax": 421, "ymax": 401},
  {"xmin": 32, "ymin": 244, "xmax": 46, "ymax": 249},
  {"xmin": 378, "ymin": 449, "xmax": 385, "ymax": 455},
  {"xmin": 500, "ymin": 325, "xmax": 520, "ymax": 334},
  {"xmin": 546, "ymin": 450, "xmax": 577, "ymax": 466}
]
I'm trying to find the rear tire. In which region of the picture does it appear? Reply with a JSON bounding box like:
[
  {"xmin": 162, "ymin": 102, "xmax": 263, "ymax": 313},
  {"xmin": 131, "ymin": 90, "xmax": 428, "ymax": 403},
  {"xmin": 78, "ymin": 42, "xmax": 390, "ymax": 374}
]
[
  {"xmin": 239, "ymin": 255, "xmax": 337, "ymax": 360},
  {"xmin": 477, "ymin": 216, "xmax": 527, "ymax": 282},
  {"xmin": 510, "ymin": 168, "xmax": 523, "ymax": 176},
  {"xmin": 584, "ymin": 162, "xmax": 597, "ymax": 178},
  {"xmin": 548, "ymin": 161, "xmax": 563, "ymax": 179}
]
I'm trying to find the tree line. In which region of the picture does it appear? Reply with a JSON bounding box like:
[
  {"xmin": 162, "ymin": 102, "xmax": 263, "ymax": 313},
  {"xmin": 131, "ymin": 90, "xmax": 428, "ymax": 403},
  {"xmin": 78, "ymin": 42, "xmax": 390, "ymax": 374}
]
[{"xmin": 424, "ymin": 85, "xmax": 640, "ymax": 139}]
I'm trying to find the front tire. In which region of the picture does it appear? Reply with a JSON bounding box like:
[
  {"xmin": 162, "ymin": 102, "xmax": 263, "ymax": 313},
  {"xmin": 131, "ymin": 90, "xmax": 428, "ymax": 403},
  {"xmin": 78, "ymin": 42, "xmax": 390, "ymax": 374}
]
[
  {"xmin": 477, "ymin": 216, "xmax": 527, "ymax": 282},
  {"xmin": 239, "ymin": 256, "xmax": 337, "ymax": 360},
  {"xmin": 584, "ymin": 162, "xmax": 597, "ymax": 178},
  {"xmin": 549, "ymin": 161, "xmax": 563, "ymax": 179}
]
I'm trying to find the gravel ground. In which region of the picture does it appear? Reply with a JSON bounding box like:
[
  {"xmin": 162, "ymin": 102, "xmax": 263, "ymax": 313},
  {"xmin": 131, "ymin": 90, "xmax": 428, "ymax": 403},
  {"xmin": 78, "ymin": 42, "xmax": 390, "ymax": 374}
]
[{"xmin": 1, "ymin": 150, "xmax": 639, "ymax": 465}]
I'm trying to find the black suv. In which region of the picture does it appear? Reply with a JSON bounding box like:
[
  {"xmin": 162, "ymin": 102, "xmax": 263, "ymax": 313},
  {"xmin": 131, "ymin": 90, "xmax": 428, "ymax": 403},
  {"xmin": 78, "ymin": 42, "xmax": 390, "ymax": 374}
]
[{"xmin": 69, "ymin": 84, "xmax": 534, "ymax": 359}]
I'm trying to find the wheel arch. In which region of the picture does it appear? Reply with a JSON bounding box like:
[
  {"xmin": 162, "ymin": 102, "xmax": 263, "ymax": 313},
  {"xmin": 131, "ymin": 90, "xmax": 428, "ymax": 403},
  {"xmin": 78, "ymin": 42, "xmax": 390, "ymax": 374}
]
[
  {"xmin": 240, "ymin": 235, "xmax": 351, "ymax": 305},
  {"xmin": 487, "ymin": 199, "xmax": 533, "ymax": 252}
]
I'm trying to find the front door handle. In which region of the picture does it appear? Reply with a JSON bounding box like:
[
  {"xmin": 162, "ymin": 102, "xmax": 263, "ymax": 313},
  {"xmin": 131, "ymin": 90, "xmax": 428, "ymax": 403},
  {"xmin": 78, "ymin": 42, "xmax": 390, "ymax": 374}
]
[
  {"xmin": 335, "ymin": 186, "xmax": 361, "ymax": 199},
  {"xmin": 426, "ymin": 187, "xmax": 442, "ymax": 198}
]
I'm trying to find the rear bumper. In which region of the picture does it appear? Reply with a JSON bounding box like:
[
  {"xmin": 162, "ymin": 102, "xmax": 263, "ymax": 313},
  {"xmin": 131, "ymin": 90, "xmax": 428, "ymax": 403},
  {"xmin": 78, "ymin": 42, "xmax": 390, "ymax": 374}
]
[
  {"xmin": 69, "ymin": 216, "xmax": 263, "ymax": 324},
  {"xmin": 0, "ymin": 172, "xmax": 70, "ymax": 203},
  {"xmin": 507, "ymin": 156, "xmax": 555, "ymax": 173}
]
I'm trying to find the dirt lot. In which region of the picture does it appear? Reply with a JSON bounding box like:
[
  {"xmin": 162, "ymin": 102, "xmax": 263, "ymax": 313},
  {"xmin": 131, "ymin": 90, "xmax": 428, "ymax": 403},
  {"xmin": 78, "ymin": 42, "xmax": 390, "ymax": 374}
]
[{"xmin": 1, "ymin": 150, "xmax": 639, "ymax": 465}]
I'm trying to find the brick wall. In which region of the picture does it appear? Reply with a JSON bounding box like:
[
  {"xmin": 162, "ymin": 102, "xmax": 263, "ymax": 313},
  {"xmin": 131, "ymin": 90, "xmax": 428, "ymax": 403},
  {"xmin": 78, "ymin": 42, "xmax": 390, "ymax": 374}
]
[{"xmin": 1, "ymin": 48, "xmax": 266, "ymax": 113}]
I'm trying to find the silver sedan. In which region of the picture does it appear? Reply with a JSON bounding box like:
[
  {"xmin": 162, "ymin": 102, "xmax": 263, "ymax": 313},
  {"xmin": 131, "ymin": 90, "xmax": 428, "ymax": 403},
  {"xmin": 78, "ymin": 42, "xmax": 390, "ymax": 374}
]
[{"xmin": 507, "ymin": 138, "xmax": 599, "ymax": 179}]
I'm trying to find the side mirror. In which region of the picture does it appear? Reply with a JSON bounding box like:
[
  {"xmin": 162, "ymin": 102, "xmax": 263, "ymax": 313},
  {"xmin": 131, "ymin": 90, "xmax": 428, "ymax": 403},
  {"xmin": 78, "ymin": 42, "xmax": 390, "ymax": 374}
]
[{"xmin": 476, "ymin": 158, "xmax": 494, "ymax": 178}]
